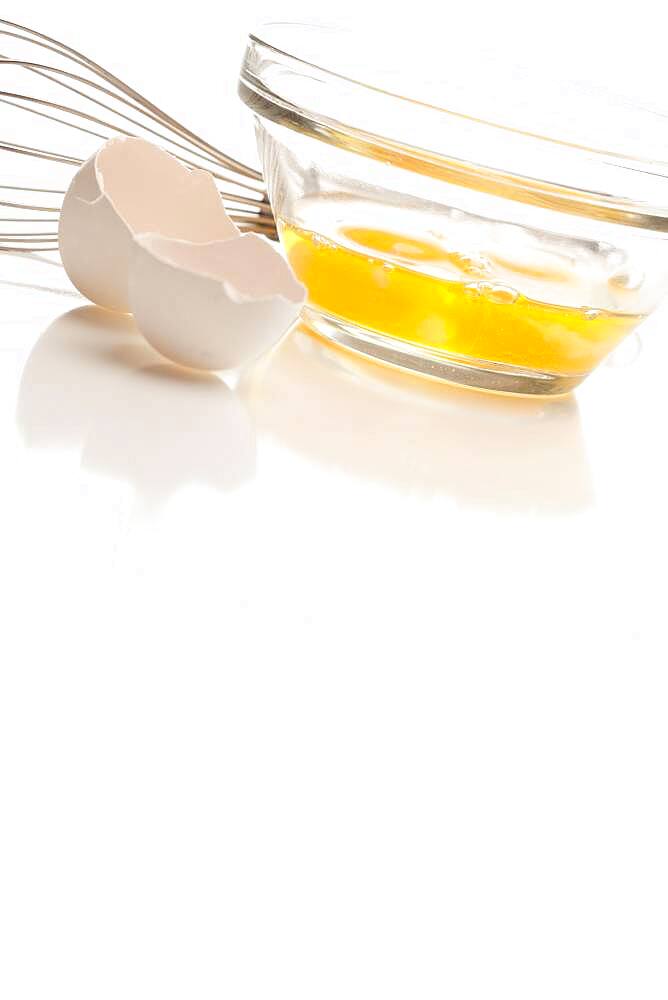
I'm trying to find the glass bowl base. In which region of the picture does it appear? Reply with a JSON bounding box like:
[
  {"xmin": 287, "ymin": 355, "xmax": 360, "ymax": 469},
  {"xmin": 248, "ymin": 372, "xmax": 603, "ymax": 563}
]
[{"xmin": 301, "ymin": 307, "xmax": 585, "ymax": 396}]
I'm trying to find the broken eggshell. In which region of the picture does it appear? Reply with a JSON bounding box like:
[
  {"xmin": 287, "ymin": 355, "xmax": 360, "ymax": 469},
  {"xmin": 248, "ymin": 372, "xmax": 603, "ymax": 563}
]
[
  {"xmin": 129, "ymin": 232, "xmax": 306, "ymax": 371},
  {"xmin": 59, "ymin": 137, "xmax": 239, "ymax": 312}
]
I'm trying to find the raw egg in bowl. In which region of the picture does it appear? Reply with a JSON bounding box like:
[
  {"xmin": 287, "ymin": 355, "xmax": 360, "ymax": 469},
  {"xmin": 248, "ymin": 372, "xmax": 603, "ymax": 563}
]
[{"xmin": 239, "ymin": 23, "xmax": 668, "ymax": 394}]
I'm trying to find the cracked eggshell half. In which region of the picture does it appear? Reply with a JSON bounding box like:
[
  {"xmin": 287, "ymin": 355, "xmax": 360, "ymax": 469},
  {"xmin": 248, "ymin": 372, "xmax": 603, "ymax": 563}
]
[
  {"xmin": 58, "ymin": 137, "xmax": 239, "ymax": 312},
  {"xmin": 129, "ymin": 233, "xmax": 306, "ymax": 371}
]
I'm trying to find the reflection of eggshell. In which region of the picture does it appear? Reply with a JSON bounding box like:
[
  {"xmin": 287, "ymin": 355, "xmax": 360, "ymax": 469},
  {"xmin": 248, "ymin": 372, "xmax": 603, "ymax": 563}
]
[
  {"xmin": 129, "ymin": 233, "xmax": 306, "ymax": 371},
  {"xmin": 17, "ymin": 305, "xmax": 256, "ymax": 505},
  {"xmin": 58, "ymin": 137, "xmax": 239, "ymax": 312}
]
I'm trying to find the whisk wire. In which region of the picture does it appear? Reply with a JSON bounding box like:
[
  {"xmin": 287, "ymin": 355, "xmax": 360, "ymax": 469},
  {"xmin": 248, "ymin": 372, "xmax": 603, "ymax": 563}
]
[
  {"xmin": 1, "ymin": 20, "xmax": 263, "ymax": 179},
  {"xmin": 0, "ymin": 18, "xmax": 276, "ymax": 253}
]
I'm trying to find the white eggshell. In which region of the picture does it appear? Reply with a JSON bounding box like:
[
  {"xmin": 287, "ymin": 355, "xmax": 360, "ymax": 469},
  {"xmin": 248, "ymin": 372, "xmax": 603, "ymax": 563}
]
[
  {"xmin": 59, "ymin": 137, "xmax": 239, "ymax": 312},
  {"xmin": 128, "ymin": 233, "xmax": 306, "ymax": 371}
]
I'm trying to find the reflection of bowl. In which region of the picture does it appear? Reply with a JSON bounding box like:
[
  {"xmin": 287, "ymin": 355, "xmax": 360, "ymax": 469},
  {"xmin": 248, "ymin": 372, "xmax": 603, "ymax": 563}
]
[
  {"xmin": 240, "ymin": 24, "xmax": 668, "ymax": 394},
  {"xmin": 243, "ymin": 325, "xmax": 592, "ymax": 514}
]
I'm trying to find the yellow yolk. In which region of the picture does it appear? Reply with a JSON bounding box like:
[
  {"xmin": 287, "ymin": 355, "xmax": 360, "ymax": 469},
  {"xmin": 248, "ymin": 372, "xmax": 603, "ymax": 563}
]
[{"xmin": 280, "ymin": 222, "xmax": 642, "ymax": 376}]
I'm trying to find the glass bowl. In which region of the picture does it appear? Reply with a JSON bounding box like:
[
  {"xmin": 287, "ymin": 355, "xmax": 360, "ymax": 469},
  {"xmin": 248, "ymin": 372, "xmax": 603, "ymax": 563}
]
[{"xmin": 239, "ymin": 23, "xmax": 668, "ymax": 394}]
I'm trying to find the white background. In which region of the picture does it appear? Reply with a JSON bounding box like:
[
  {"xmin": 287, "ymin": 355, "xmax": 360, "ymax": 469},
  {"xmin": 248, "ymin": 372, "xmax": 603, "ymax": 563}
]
[{"xmin": 2, "ymin": 2, "xmax": 668, "ymax": 997}]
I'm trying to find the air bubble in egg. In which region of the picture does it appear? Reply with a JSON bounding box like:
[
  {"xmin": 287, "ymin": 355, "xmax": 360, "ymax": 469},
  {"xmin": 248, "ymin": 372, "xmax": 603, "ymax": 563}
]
[{"xmin": 609, "ymin": 268, "xmax": 645, "ymax": 292}]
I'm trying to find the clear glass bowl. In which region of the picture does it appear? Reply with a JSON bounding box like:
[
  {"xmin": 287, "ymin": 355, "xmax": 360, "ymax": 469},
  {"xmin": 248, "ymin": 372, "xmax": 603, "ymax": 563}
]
[{"xmin": 239, "ymin": 23, "xmax": 668, "ymax": 394}]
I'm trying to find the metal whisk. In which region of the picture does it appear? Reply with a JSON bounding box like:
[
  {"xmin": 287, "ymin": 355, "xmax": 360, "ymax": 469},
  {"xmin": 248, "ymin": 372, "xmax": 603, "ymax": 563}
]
[{"xmin": 0, "ymin": 18, "xmax": 276, "ymax": 255}]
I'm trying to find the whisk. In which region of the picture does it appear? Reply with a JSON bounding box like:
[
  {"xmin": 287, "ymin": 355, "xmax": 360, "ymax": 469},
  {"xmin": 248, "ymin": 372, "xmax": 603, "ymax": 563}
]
[{"xmin": 0, "ymin": 18, "xmax": 276, "ymax": 255}]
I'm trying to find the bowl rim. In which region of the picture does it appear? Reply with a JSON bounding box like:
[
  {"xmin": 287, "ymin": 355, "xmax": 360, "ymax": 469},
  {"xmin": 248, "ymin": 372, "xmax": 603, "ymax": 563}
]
[{"xmin": 240, "ymin": 22, "xmax": 668, "ymax": 232}]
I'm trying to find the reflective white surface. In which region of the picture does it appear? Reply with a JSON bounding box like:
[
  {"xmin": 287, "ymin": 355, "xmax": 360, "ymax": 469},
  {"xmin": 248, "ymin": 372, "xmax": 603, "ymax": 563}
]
[
  {"xmin": 2, "ymin": 0, "xmax": 668, "ymax": 993},
  {"xmin": 1, "ymin": 247, "xmax": 667, "ymax": 999}
]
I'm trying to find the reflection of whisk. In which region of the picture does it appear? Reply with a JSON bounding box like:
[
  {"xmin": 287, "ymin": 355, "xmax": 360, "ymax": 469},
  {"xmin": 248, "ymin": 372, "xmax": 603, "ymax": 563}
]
[{"xmin": 0, "ymin": 18, "xmax": 276, "ymax": 254}]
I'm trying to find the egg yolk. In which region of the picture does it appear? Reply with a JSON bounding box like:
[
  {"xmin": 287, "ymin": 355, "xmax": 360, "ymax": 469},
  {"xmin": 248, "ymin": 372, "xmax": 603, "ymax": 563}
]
[{"xmin": 280, "ymin": 222, "xmax": 642, "ymax": 376}]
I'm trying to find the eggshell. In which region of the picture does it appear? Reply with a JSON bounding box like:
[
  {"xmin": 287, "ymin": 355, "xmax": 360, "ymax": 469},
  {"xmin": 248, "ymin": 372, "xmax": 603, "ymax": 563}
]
[
  {"xmin": 59, "ymin": 137, "xmax": 239, "ymax": 312},
  {"xmin": 128, "ymin": 233, "xmax": 306, "ymax": 371}
]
